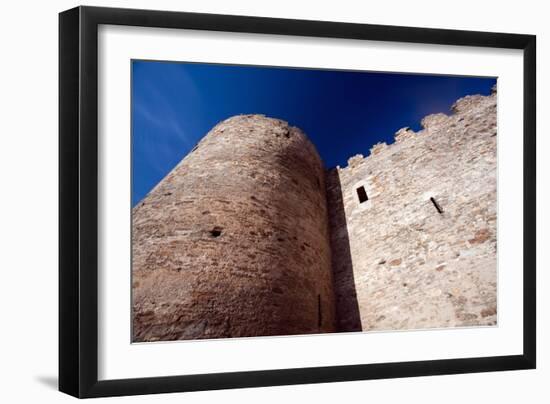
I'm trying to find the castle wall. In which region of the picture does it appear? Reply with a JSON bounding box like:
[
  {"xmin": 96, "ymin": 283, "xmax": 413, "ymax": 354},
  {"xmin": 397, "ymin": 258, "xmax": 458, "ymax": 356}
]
[
  {"xmin": 132, "ymin": 115, "xmax": 336, "ymax": 341},
  {"xmin": 327, "ymin": 91, "xmax": 498, "ymax": 332}
]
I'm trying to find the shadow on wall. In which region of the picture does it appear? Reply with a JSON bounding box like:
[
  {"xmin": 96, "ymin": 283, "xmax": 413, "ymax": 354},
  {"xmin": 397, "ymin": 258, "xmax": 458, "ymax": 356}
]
[{"xmin": 326, "ymin": 170, "xmax": 362, "ymax": 332}]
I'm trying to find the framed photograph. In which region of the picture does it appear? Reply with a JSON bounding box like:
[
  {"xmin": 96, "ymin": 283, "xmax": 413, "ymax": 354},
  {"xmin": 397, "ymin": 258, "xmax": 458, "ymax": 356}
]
[{"xmin": 59, "ymin": 6, "xmax": 536, "ymax": 398}]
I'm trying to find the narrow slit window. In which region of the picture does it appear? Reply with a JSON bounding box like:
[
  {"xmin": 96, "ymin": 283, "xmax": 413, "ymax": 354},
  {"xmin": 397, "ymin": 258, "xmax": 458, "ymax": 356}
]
[
  {"xmin": 356, "ymin": 186, "xmax": 368, "ymax": 203},
  {"xmin": 430, "ymin": 197, "xmax": 443, "ymax": 214},
  {"xmin": 317, "ymin": 294, "xmax": 322, "ymax": 329}
]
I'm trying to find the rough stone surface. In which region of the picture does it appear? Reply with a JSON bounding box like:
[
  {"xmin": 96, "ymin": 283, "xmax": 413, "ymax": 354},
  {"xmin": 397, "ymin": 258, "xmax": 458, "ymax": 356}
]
[
  {"xmin": 133, "ymin": 90, "xmax": 497, "ymax": 341},
  {"xmin": 132, "ymin": 115, "xmax": 336, "ymax": 342},
  {"xmin": 326, "ymin": 91, "xmax": 497, "ymax": 332}
]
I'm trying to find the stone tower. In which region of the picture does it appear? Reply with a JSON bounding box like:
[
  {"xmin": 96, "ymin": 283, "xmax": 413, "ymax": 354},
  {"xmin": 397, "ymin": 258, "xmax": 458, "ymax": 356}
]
[
  {"xmin": 132, "ymin": 115, "xmax": 336, "ymax": 342},
  {"xmin": 326, "ymin": 89, "xmax": 497, "ymax": 332},
  {"xmin": 133, "ymin": 90, "xmax": 498, "ymax": 341}
]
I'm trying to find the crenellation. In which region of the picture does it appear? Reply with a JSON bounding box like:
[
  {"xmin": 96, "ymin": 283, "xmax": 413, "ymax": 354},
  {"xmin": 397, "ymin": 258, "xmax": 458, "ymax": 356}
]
[
  {"xmin": 346, "ymin": 154, "xmax": 365, "ymax": 168},
  {"xmin": 370, "ymin": 141, "xmax": 388, "ymax": 155},
  {"xmin": 421, "ymin": 112, "xmax": 449, "ymax": 129},
  {"xmin": 451, "ymin": 94, "xmax": 488, "ymax": 114},
  {"xmin": 394, "ymin": 126, "xmax": 416, "ymax": 143}
]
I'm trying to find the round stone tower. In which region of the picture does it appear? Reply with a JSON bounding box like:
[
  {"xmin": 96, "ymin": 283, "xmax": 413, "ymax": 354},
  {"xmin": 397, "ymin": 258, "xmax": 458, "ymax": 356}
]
[{"xmin": 132, "ymin": 115, "xmax": 336, "ymax": 342}]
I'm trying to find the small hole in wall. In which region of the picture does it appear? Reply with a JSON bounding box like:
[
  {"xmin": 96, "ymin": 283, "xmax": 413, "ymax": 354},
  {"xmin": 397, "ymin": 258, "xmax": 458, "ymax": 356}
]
[
  {"xmin": 430, "ymin": 197, "xmax": 444, "ymax": 214},
  {"xmin": 356, "ymin": 186, "xmax": 368, "ymax": 203},
  {"xmin": 209, "ymin": 227, "xmax": 223, "ymax": 237}
]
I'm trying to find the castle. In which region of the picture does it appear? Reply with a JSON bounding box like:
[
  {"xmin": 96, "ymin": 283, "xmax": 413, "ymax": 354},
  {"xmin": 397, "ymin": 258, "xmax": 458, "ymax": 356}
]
[{"xmin": 132, "ymin": 88, "xmax": 497, "ymax": 342}]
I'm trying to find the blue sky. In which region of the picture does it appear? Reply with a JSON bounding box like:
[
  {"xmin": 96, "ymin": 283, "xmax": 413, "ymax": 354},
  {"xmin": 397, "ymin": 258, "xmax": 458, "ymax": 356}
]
[{"xmin": 132, "ymin": 60, "xmax": 495, "ymax": 206}]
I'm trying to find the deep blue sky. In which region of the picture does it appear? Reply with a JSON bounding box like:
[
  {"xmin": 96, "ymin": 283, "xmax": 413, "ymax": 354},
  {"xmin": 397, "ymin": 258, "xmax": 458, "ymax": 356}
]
[{"xmin": 132, "ymin": 60, "xmax": 495, "ymax": 206}]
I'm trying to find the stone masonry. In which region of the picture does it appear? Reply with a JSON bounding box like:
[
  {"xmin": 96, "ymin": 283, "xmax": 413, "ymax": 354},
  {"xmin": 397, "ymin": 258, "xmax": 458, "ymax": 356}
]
[
  {"xmin": 133, "ymin": 89, "xmax": 497, "ymax": 341},
  {"xmin": 132, "ymin": 115, "xmax": 336, "ymax": 342},
  {"xmin": 327, "ymin": 88, "xmax": 497, "ymax": 332}
]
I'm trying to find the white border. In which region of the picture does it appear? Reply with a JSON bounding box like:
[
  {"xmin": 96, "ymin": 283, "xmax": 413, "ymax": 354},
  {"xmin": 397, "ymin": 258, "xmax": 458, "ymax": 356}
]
[{"xmin": 98, "ymin": 25, "xmax": 524, "ymax": 381}]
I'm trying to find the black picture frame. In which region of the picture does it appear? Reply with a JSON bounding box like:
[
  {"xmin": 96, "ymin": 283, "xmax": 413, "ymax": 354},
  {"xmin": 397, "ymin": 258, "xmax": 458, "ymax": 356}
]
[{"xmin": 59, "ymin": 5, "xmax": 536, "ymax": 398}]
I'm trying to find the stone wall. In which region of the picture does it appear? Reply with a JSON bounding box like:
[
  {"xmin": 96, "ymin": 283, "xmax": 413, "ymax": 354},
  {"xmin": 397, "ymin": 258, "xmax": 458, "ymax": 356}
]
[
  {"xmin": 327, "ymin": 89, "xmax": 497, "ymax": 332},
  {"xmin": 132, "ymin": 115, "xmax": 336, "ymax": 342},
  {"xmin": 133, "ymin": 89, "xmax": 498, "ymax": 341}
]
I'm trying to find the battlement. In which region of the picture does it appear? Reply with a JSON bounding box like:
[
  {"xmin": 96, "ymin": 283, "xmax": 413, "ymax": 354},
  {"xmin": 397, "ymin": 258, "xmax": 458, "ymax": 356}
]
[
  {"xmin": 370, "ymin": 142, "xmax": 388, "ymax": 156},
  {"xmin": 332, "ymin": 90, "xmax": 497, "ymax": 173}
]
